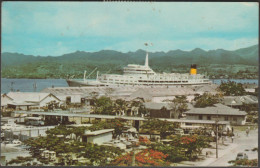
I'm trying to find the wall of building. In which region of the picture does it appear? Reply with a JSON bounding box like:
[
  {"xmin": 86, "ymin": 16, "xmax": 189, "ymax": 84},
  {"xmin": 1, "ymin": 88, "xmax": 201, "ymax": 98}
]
[
  {"xmin": 186, "ymin": 114, "xmax": 246, "ymax": 125},
  {"xmin": 149, "ymin": 109, "xmax": 170, "ymax": 118},
  {"xmin": 70, "ymin": 95, "xmax": 81, "ymax": 103},
  {"xmin": 86, "ymin": 132, "xmax": 113, "ymax": 145},
  {"xmin": 39, "ymin": 95, "xmax": 61, "ymax": 107},
  {"xmin": 1, "ymin": 96, "xmax": 13, "ymax": 107}
]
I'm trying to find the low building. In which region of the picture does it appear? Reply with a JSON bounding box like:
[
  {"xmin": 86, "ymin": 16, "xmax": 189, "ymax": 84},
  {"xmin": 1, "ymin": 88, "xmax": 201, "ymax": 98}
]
[
  {"xmin": 144, "ymin": 102, "xmax": 178, "ymax": 118},
  {"xmin": 222, "ymin": 95, "xmax": 258, "ymax": 108},
  {"xmin": 184, "ymin": 104, "xmax": 247, "ymax": 125},
  {"xmin": 1, "ymin": 94, "xmax": 14, "ymax": 110},
  {"xmin": 144, "ymin": 102, "xmax": 194, "ymax": 119},
  {"xmin": 192, "ymin": 84, "xmax": 219, "ymax": 95},
  {"xmin": 7, "ymin": 92, "xmax": 61, "ymax": 108},
  {"xmin": 129, "ymin": 89, "xmax": 153, "ymax": 102},
  {"xmin": 82, "ymin": 129, "xmax": 114, "ymax": 145}
]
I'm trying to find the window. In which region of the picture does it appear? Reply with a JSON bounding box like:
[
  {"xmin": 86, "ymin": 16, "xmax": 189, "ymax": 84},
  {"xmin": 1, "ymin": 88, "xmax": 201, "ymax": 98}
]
[
  {"xmin": 199, "ymin": 115, "xmax": 203, "ymax": 120},
  {"xmin": 225, "ymin": 116, "xmax": 228, "ymax": 121},
  {"xmin": 207, "ymin": 116, "xmax": 211, "ymax": 120},
  {"xmin": 233, "ymin": 117, "xmax": 237, "ymax": 121}
]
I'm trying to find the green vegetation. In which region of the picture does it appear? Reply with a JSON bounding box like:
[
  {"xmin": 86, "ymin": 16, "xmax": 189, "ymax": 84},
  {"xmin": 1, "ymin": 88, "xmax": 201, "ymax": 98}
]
[
  {"xmin": 110, "ymin": 149, "xmax": 170, "ymax": 166},
  {"xmin": 228, "ymin": 159, "xmax": 258, "ymax": 166},
  {"xmin": 1, "ymin": 45, "xmax": 258, "ymax": 79},
  {"xmin": 92, "ymin": 96, "xmax": 114, "ymax": 115},
  {"xmin": 149, "ymin": 135, "xmax": 212, "ymax": 162},
  {"xmin": 89, "ymin": 119, "xmax": 126, "ymax": 138},
  {"xmin": 140, "ymin": 118, "xmax": 179, "ymax": 139},
  {"xmin": 24, "ymin": 125, "xmax": 124, "ymax": 166},
  {"xmin": 194, "ymin": 93, "xmax": 221, "ymax": 108},
  {"xmin": 218, "ymin": 81, "xmax": 246, "ymax": 96},
  {"xmin": 169, "ymin": 95, "xmax": 188, "ymax": 118},
  {"xmin": 7, "ymin": 156, "xmax": 34, "ymax": 166}
]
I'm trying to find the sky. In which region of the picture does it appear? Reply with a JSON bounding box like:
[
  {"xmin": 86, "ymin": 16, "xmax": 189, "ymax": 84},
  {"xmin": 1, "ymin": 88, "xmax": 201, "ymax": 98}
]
[{"xmin": 1, "ymin": 2, "xmax": 259, "ymax": 56}]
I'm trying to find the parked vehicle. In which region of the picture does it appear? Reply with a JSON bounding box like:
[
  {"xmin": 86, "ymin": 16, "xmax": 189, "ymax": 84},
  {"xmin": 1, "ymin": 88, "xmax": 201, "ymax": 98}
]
[
  {"xmin": 25, "ymin": 117, "xmax": 44, "ymax": 126},
  {"xmin": 1, "ymin": 139, "xmax": 22, "ymax": 147},
  {"xmin": 236, "ymin": 152, "xmax": 248, "ymax": 160},
  {"xmin": 174, "ymin": 128, "xmax": 184, "ymax": 135},
  {"xmin": 103, "ymin": 140, "xmax": 127, "ymax": 150},
  {"xmin": 1, "ymin": 123, "xmax": 24, "ymax": 130}
]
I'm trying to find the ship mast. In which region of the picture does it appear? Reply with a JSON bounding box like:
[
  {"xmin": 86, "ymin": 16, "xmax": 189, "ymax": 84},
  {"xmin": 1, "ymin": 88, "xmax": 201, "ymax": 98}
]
[
  {"xmin": 144, "ymin": 42, "xmax": 152, "ymax": 67},
  {"xmin": 83, "ymin": 70, "xmax": 87, "ymax": 82},
  {"xmin": 145, "ymin": 52, "xmax": 149, "ymax": 67}
]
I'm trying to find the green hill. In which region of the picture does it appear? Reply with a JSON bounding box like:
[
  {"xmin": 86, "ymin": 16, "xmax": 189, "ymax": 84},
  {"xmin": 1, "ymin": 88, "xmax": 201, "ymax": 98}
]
[{"xmin": 1, "ymin": 44, "xmax": 258, "ymax": 79}]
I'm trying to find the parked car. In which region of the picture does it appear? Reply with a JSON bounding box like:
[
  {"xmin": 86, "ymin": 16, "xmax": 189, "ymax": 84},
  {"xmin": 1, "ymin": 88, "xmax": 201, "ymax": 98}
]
[
  {"xmin": 236, "ymin": 152, "xmax": 248, "ymax": 160},
  {"xmin": 174, "ymin": 128, "xmax": 184, "ymax": 135}
]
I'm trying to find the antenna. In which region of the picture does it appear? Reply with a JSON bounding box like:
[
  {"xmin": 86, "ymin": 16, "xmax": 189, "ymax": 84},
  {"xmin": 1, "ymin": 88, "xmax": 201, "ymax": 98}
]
[{"xmin": 144, "ymin": 42, "xmax": 153, "ymax": 67}]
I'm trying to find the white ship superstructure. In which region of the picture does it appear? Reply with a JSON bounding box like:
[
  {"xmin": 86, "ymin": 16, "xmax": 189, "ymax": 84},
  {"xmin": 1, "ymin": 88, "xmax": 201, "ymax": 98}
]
[{"xmin": 66, "ymin": 52, "xmax": 211, "ymax": 87}]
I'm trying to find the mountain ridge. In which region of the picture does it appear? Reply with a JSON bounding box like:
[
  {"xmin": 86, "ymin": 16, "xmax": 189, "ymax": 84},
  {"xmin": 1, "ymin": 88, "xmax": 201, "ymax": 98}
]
[{"xmin": 1, "ymin": 44, "xmax": 258, "ymax": 79}]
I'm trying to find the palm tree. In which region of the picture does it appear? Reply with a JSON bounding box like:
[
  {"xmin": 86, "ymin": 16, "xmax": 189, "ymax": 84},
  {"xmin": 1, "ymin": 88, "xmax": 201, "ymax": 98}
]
[{"xmin": 114, "ymin": 99, "xmax": 128, "ymax": 116}]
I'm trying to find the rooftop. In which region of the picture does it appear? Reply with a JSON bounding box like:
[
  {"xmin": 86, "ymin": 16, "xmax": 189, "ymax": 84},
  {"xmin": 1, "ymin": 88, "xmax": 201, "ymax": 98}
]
[
  {"xmin": 222, "ymin": 95, "xmax": 258, "ymax": 106},
  {"xmin": 184, "ymin": 104, "xmax": 247, "ymax": 116},
  {"xmin": 7, "ymin": 92, "xmax": 60, "ymax": 103},
  {"xmin": 84, "ymin": 129, "xmax": 114, "ymax": 136}
]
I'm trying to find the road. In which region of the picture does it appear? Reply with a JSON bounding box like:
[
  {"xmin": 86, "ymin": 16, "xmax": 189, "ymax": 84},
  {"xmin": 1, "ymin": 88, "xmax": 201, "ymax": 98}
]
[{"xmin": 208, "ymin": 128, "xmax": 258, "ymax": 166}]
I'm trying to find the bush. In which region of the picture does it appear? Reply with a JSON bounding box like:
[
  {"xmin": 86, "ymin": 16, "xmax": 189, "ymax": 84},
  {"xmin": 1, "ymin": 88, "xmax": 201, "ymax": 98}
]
[{"xmin": 229, "ymin": 159, "xmax": 258, "ymax": 166}]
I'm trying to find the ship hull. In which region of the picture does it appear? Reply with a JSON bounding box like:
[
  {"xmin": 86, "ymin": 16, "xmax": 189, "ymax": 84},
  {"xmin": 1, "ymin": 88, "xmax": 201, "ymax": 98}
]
[
  {"xmin": 66, "ymin": 79, "xmax": 110, "ymax": 87},
  {"xmin": 66, "ymin": 79, "xmax": 211, "ymax": 87}
]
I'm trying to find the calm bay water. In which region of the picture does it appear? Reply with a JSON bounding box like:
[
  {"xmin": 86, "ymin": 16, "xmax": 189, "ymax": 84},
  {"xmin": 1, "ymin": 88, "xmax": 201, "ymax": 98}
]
[
  {"xmin": 212, "ymin": 79, "xmax": 258, "ymax": 85},
  {"xmin": 1, "ymin": 78, "xmax": 258, "ymax": 94},
  {"xmin": 1, "ymin": 78, "xmax": 68, "ymax": 94}
]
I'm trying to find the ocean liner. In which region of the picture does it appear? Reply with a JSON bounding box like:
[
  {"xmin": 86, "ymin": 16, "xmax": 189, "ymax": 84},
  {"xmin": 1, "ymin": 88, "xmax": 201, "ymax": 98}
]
[{"xmin": 66, "ymin": 52, "xmax": 211, "ymax": 87}]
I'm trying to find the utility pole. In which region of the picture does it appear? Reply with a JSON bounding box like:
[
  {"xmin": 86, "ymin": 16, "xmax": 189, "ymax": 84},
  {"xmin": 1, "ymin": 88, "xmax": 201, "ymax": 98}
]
[
  {"xmin": 131, "ymin": 146, "xmax": 136, "ymax": 166},
  {"xmin": 216, "ymin": 121, "xmax": 218, "ymax": 158},
  {"xmin": 215, "ymin": 111, "xmax": 219, "ymax": 158}
]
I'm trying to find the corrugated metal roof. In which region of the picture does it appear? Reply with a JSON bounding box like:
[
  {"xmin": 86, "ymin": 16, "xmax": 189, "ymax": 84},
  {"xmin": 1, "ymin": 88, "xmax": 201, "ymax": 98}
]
[
  {"xmin": 222, "ymin": 95, "xmax": 258, "ymax": 106},
  {"xmin": 84, "ymin": 129, "xmax": 114, "ymax": 136},
  {"xmin": 184, "ymin": 104, "xmax": 247, "ymax": 116},
  {"xmin": 7, "ymin": 92, "xmax": 59, "ymax": 103}
]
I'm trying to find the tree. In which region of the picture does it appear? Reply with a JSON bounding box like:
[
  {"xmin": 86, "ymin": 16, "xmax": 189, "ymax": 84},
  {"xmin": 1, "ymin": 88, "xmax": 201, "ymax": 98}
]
[
  {"xmin": 114, "ymin": 99, "xmax": 128, "ymax": 116},
  {"xmin": 149, "ymin": 142, "xmax": 188, "ymax": 162},
  {"xmin": 218, "ymin": 81, "xmax": 246, "ymax": 96},
  {"xmin": 194, "ymin": 93, "xmax": 220, "ymax": 108},
  {"xmin": 170, "ymin": 96, "xmax": 188, "ymax": 118},
  {"xmin": 131, "ymin": 100, "xmax": 148, "ymax": 116},
  {"xmin": 141, "ymin": 118, "xmax": 178, "ymax": 139},
  {"xmin": 24, "ymin": 126, "xmax": 124, "ymax": 166},
  {"xmin": 89, "ymin": 119, "xmax": 126, "ymax": 138},
  {"xmin": 92, "ymin": 96, "xmax": 114, "ymax": 115},
  {"xmin": 110, "ymin": 149, "xmax": 170, "ymax": 166},
  {"xmin": 71, "ymin": 126, "xmax": 87, "ymax": 141}
]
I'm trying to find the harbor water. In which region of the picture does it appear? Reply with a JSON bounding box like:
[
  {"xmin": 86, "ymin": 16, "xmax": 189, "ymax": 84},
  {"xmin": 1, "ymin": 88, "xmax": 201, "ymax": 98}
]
[{"xmin": 1, "ymin": 78, "xmax": 258, "ymax": 94}]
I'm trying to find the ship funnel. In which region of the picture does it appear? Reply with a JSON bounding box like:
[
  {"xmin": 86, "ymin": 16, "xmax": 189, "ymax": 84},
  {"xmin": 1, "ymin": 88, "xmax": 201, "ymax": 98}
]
[
  {"xmin": 145, "ymin": 52, "xmax": 149, "ymax": 67},
  {"xmin": 190, "ymin": 64, "xmax": 197, "ymax": 75}
]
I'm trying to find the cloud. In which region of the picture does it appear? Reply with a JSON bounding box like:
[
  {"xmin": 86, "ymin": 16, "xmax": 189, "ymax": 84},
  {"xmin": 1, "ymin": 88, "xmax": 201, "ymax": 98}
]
[
  {"xmin": 1, "ymin": 2, "xmax": 258, "ymax": 55},
  {"xmin": 105, "ymin": 37, "xmax": 258, "ymax": 52}
]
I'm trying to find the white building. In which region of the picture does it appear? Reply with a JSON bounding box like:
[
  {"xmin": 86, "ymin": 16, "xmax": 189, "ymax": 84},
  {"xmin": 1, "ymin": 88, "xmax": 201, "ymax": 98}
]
[
  {"xmin": 6, "ymin": 92, "xmax": 61, "ymax": 108},
  {"xmin": 184, "ymin": 104, "xmax": 247, "ymax": 125},
  {"xmin": 1, "ymin": 94, "xmax": 13, "ymax": 110},
  {"xmin": 82, "ymin": 129, "xmax": 114, "ymax": 145}
]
